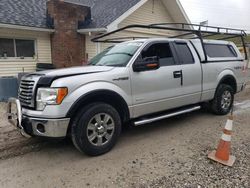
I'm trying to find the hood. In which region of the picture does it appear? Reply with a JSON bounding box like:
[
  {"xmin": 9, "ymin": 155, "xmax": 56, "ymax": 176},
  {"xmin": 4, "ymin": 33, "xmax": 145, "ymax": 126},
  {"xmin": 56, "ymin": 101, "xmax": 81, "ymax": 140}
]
[
  {"xmin": 37, "ymin": 65, "xmax": 114, "ymax": 76},
  {"xmin": 23, "ymin": 66, "xmax": 115, "ymax": 87}
]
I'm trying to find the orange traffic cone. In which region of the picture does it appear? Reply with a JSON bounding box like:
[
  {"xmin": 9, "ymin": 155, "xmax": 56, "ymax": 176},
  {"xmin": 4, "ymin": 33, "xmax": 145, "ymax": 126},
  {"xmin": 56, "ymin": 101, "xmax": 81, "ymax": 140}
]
[{"xmin": 208, "ymin": 115, "xmax": 236, "ymax": 166}]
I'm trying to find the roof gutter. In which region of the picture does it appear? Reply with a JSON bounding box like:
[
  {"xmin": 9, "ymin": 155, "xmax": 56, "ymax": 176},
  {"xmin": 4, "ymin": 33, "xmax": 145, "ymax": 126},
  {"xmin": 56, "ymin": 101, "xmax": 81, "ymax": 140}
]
[
  {"xmin": 106, "ymin": 0, "xmax": 148, "ymax": 31},
  {"xmin": 77, "ymin": 28, "xmax": 107, "ymax": 34},
  {"xmin": 0, "ymin": 23, "xmax": 55, "ymax": 33},
  {"xmin": 176, "ymin": 0, "xmax": 193, "ymax": 28}
]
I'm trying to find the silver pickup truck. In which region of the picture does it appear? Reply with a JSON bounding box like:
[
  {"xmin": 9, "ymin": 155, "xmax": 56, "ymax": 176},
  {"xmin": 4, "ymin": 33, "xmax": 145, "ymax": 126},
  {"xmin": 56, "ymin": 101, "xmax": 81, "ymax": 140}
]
[{"xmin": 7, "ymin": 26, "xmax": 247, "ymax": 155}]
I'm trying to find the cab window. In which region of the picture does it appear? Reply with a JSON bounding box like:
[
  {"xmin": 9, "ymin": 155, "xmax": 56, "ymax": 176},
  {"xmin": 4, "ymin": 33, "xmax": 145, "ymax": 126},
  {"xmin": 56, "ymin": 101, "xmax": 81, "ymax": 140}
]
[
  {"xmin": 205, "ymin": 44, "xmax": 237, "ymax": 58},
  {"xmin": 141, "ymin": 43, "xmax": 175, "ymax": 66},
  {"xmin": 174, "ymin": 42, "xmax": 194, "ymax": 64}
]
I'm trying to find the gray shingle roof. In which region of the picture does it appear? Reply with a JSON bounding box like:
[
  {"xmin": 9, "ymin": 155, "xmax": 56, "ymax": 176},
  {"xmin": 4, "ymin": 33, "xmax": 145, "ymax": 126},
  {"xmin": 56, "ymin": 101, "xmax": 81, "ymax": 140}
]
[
  {"xmin": 0, "ymin": 0, "xmax": 48, "ymax": 28},
  {"xmin": 65, "ymin": 0, "xmax": 141, "ymax": 28},
  {"xmin": 0, "ymin": 0, "xmax": 141, "ymax": 29}
]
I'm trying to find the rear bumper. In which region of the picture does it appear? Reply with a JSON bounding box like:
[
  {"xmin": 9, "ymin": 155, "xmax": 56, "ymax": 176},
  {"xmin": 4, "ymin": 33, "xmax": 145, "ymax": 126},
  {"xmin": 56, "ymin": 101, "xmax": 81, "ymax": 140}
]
[{"xmin": 7, "ymin": 98, "xmax": 70, "ymax": 138}]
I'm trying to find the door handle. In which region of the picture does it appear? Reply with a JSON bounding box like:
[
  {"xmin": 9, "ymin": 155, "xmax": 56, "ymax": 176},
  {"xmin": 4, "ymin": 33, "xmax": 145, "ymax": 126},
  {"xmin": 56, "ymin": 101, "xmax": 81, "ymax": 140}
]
[
  {"xmin": 173, "ymin": 70, "xmax": 183, "ymax": 86},
  {"xmin": 173, "ymin": 70, "xmax": 182, "ymax": 78}
]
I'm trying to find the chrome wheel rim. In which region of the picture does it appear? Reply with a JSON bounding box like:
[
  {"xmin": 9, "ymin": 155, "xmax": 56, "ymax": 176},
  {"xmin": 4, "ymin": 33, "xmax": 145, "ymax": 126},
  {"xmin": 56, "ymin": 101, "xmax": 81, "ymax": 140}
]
[
  {"xmin": 221, "ymin": 90, "xmax": 232, "ymax": 110},
  {"xmin": 87, "ymin": 113, "xmax": 115, "ymax": 146}
]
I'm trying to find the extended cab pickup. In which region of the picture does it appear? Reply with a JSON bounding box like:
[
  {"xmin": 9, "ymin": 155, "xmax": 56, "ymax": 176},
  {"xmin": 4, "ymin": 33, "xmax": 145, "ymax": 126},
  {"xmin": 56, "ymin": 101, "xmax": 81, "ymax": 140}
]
[{"xmin": 7, "ymin": 38, "xmax": 246, "ymax": 155}]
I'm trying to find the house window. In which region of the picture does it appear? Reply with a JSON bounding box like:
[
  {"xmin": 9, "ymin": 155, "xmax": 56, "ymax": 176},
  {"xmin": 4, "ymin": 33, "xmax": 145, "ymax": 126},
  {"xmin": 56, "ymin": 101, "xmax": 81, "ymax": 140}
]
[
  {"xmin": 0, "ymin": 38, "xmax": 35, "ymax": 59},
  {"xmin": 0, "ymin": 38, "xmax": 15, "ymax": 57}
]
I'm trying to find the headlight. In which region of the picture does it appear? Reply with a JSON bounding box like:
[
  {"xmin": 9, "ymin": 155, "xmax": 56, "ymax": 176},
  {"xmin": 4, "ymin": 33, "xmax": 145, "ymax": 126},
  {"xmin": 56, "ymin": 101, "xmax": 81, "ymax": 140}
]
[{"xmin": 36, "ymin": 87, "xmax": 68, "ymax": 111}]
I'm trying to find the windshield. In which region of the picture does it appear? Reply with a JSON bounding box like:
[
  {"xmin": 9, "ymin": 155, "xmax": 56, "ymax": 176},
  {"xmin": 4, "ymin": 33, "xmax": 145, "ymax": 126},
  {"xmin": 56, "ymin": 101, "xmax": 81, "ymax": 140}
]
[{"xmin": 88, "ymin": 42, "xmax": 142, "ymax": 67}]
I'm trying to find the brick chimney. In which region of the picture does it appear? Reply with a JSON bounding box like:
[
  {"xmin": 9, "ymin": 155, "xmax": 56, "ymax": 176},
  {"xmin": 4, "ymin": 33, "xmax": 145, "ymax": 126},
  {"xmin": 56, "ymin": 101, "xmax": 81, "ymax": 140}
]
[{"xmin": 47, "ymin": 0, "xmax": 90, "ymax": 68}]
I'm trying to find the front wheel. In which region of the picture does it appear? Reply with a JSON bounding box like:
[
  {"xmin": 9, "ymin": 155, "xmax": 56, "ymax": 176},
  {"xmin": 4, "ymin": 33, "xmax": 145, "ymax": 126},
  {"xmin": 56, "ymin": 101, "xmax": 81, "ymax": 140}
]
[
  {"xmin": 210, "ymin": 84, "xmax": 234, "ymax": 115},
  {"xmin": 71, "ymin": 103, "xmax": 122, "ymax": 156}
]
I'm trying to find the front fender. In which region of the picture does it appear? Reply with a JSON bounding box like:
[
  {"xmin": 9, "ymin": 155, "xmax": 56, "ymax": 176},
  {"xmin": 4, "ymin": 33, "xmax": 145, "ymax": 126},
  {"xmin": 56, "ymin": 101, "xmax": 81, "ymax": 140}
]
[
  {"xmin": 22, "ymin": 81, "xmax": 132, "ymax": 119},
  {"xmin": 64, "ymin": 81, "xmax": 132, "ymax": 107}
]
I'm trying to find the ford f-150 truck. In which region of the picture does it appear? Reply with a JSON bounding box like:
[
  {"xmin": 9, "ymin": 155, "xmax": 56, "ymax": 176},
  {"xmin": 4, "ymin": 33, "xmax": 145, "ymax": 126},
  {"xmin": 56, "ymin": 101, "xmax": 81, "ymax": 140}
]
[{"xmin": 7, "ymin": 24, "xmax": 247, "ymax": 156}]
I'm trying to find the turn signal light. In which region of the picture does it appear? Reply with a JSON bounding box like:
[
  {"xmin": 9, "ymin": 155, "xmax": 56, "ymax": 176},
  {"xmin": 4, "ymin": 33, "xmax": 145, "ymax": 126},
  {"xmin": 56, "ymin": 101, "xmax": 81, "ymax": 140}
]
[{"xmin": 57, "ymin": 88, "xmax": 68, "ymax": 104}]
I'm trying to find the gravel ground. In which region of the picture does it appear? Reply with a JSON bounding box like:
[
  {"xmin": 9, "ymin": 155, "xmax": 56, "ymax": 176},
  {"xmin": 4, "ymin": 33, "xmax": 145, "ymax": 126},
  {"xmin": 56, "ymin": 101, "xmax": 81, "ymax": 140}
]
[
  {"xmin": 0, "ymin": 81, "xmax": 249, "ymax": 187},
  {"xmin": 139, "ymin": 128, "xmax": 250, "ymax": 188}
]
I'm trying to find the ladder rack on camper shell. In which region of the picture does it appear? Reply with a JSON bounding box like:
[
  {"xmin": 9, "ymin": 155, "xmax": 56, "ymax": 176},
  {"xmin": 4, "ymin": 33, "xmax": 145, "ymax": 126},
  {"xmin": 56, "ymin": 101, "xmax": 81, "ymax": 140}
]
[{"xmin": 91, "ymin": 23, "xmax": 248, "ymax": 61}]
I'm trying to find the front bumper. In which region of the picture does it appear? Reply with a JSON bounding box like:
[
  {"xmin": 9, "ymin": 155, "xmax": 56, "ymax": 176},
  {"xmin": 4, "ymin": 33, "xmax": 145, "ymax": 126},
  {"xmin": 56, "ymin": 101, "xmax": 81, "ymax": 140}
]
[{"xmin": 7, "ymin": 98, "xmax": 70, "ymax": 138}]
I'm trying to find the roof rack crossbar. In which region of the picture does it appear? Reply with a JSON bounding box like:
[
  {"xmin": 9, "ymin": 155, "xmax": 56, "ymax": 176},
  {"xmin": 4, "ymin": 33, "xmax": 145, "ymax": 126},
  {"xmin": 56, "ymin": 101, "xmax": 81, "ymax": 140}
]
[
  {"xmin": 218, "ymin": 35, "xmax": 244, "ymax": 40},
  {"xmin": 91, "ymin": 23, "xmax": 247, "ymax": 60},
  {"xmin": 92, "ymin": 24, "xmax": 246, "ymax": 43},
  {"xmin": 191, "ymin": 33, "xmax": 221, "ymax": 39},
  {"xmin": 169, "ymin": 32, "xmax": 194, "ymax": 38},
  {"xmin": 94, "ymin": 36, "xmax": 149, "ymax": 43},
  {"xmin": 150, "ymin": 23, "xmax": 245, "ymax": 34},
  {"xmin": 149, "ymin": 23, "xmax": 245, "ymax": 34},
  {"xmin": 105, "ymin": 36, "xmax": 149, "ymax": 41},
  {"xmin": 92, "ymin": 24, "xmax": 203, "ymax": 43}
]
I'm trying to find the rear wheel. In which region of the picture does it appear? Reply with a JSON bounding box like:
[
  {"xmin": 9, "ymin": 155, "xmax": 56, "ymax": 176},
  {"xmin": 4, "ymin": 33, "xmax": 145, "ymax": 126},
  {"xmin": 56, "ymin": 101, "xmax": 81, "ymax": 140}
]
[
  {"xmin": 71, "ymin": 103, "xmax": 121, "ymax": 156},
  {"xmin": 210, "ymin": 84, "xmax": 234, "ymax": 115}
]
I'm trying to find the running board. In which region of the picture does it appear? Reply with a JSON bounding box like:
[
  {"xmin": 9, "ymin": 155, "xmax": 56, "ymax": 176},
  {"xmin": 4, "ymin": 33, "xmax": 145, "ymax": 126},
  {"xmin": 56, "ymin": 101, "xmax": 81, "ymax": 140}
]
[{"xmin": 134, "ymin": 106, "xmax": 201, "ymax": 126}]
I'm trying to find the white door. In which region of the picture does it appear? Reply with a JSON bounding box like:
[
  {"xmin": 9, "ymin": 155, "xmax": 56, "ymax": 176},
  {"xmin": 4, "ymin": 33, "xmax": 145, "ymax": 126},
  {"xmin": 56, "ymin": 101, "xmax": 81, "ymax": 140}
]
[
  {"xmin": 130, "ymin": 42, "xmax": 187, "ymax": 118},
  {"xmin": 172, "ymin": 41, "xmax": 202, "ymax": 104}
]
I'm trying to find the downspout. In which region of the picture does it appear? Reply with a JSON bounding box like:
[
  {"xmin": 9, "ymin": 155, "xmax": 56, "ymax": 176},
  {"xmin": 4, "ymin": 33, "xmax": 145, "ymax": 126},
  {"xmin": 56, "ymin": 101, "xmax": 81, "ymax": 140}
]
[{"xmin": 96, "ymin": 42, "xmax": 101, "ymax": 54}]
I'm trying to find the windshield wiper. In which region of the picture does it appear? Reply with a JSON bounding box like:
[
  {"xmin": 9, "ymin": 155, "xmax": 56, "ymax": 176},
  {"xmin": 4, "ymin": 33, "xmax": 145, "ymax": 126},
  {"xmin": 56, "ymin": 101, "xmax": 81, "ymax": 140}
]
[
  {"xmin": 106, "ymin": 64, "xmax": 124, "ymax": 67},
  {"xmin": 104, "ymin": 52, "xmax": 133, "ymax": 57},
  {"xmin": 95, "ymin": 63, "xmax": 126, "ymax": 67}
]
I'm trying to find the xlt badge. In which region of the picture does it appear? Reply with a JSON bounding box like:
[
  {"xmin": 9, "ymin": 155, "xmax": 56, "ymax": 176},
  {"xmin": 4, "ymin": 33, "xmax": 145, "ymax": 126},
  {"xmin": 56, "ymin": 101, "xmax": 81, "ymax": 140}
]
[{"xmin": 113, "ymin": 77, "xmax": 129, "ymax": 81}]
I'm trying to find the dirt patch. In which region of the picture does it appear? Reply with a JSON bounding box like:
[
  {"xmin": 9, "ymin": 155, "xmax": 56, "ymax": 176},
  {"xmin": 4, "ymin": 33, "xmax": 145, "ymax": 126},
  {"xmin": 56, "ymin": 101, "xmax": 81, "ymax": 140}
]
[{"xmin": 0, "ymin": 103, "xmax": 48, "ymax": 159}]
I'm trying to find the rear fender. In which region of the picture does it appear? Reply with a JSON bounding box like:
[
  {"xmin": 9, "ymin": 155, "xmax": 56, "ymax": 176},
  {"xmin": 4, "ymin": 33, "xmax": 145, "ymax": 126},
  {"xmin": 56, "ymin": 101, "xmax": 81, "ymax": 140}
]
[{"xmin": 216, "ymin": 70, "xmax": 237, "ymax": 94}]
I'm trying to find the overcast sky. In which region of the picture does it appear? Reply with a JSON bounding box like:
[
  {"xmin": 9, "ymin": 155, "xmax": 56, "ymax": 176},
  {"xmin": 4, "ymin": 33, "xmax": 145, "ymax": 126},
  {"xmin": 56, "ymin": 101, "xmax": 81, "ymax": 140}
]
[{"xmin": 179, "ymin": 0, "xmax": 250, "ymax": 32}]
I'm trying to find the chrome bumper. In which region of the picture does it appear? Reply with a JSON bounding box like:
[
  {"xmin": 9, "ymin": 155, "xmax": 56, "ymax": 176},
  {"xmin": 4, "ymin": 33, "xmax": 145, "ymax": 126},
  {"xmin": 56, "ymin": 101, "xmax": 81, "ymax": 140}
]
[{"xmin": 7, "ymin": 98, "xmax": 70, "ymax": 138}]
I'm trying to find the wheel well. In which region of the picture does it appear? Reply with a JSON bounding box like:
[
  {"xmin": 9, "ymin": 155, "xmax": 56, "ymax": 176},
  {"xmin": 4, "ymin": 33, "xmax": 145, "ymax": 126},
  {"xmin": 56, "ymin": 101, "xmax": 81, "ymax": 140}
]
[
  {"xmin": 218, "ymin": 75, "xmax": 237, "ymax": 93},
  {"xmin": 67, "ymin": 90, "xmax": 130, "ymax": 124}
]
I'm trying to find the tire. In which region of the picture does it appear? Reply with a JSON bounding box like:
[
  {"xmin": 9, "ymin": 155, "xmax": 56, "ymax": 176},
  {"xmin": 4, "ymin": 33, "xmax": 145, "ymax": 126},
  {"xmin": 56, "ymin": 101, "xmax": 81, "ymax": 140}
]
[
  {"xmin": 210, "ymin": 84, "xmax": 234, "ymax": 115},
  {"xmin": 71, "ymin": 102, "xmax": 122, "ymax": 156}
]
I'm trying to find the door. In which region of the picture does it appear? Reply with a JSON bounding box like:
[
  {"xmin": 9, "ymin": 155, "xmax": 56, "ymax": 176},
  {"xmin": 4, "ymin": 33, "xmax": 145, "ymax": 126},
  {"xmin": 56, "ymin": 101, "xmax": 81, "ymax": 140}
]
[
  {"xmin": 172, "ymin": 41, "xmax": 202, "ymax": 104},
  {"xmin": 130, "ymin": 41, "xmax": 190, "ymax": 118}
]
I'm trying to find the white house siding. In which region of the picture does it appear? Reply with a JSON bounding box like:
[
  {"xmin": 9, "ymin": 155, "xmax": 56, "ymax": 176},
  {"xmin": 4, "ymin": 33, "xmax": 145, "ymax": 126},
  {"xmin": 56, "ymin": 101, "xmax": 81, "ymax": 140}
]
[
  {"xmin": 121, "ymin": 0, "xmax": 171, "ymax": 25},
  {"xmin": 85, "ymin": 35, "xmax": 99, "ymax": 61},
  {"xmin": 86, "ymin": 0, "xmax": 178, "ymax": 59},
  {"xmin": 0, "ymin": 28, "xmax": 52, "ymax": 77},
  {"xmin": 116, "ymin": 0, "xmax": 179, "ymax": 41}
]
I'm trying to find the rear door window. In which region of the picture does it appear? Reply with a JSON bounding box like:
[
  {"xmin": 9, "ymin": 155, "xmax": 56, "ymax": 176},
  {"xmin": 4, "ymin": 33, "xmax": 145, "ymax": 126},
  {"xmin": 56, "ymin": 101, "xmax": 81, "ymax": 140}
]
[
  {"xmin": 174, "ymin": 42, "xmax": 194, "ymax": 64},
  {"xmin": 204, "ymin": 44, "xmax": 237, "ymax": 58}
]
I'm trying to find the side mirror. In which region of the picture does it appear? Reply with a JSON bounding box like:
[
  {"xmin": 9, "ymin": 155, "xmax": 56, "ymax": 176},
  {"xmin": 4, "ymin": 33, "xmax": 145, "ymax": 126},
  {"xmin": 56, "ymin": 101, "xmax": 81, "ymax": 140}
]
[{"xmin": 133, "ymin": 56, "xmax": 160, "ymax": 72}]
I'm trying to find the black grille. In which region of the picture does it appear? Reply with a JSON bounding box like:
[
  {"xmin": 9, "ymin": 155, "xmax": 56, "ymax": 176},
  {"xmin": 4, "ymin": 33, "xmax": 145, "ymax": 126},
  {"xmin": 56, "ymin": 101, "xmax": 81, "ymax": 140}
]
[{"xmin": 19, "ymin": 80, "xmax": 35, "ymax": 107}]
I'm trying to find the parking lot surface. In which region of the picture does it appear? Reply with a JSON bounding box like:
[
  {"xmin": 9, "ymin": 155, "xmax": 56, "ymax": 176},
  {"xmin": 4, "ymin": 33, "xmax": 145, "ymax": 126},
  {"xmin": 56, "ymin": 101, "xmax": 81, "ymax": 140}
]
[{"xmin": 0, "ymin": 86, "xmax": 249, "ymax": 188}]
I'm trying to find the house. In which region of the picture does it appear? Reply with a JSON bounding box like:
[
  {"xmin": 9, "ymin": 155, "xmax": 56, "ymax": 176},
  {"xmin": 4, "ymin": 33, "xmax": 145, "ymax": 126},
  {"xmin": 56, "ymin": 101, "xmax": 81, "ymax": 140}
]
[{"xmin": 0, "ymin": 0, "xmax": 190, "ymax": 77}]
